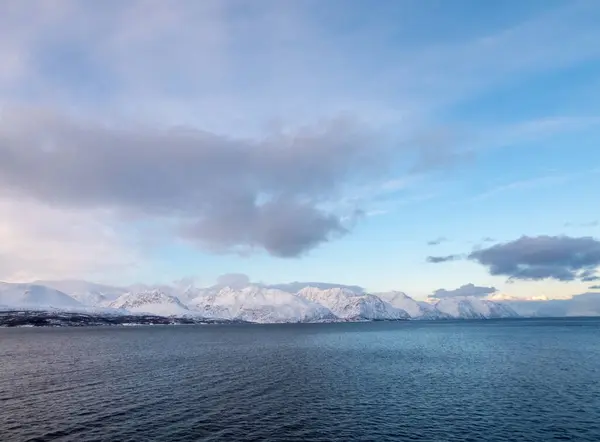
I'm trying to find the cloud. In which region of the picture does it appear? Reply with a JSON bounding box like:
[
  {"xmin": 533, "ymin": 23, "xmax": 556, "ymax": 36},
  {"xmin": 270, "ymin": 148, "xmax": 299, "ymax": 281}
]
[
  {"xmin": 564, "ymin": 220, "xmax": 599, "ymax": 228},
  {"xmin": 2, "ymin": 0, "xmax": 599, "ymax": 129},
  {"xmin": 581, "ymin": 269, "xmax": 600, "ymax": 282},
  {"xmin": 468, "ymin": 235, "xmax": 600, "ymax": 282},
  {"xmin": 268, "ymin": 281, "xmax": 364, "ymax": 293},
  {"xmin": 211, "ymin": 276, "xmax": 365, "ymax": 293},
  {"xmin": 427, "ymin": 237, "xmax": 447, "ymax": 246},
  {"xmin": 470, "ymin": 174, "xmax": 569, "ymax": 202},
  {"xmin": 2, "ymin": 1, "xmax": 600, "ymax": 279},
  {"xmin": 431, "ymin": 283, "xmax": 497, "ymax": 299},
  {"xmin": 216, "ymin": 273, "xmax": 251, "ymax": 289},
  {"xmin": 426, "ymin": 255, "xmax": 461, "ymax": 263},
  {"xmin": 0, "ymin": 197, "xmax": 137, "ymax": 282},
  {"xmin": 590, "ymin": 285, "xmax": 600, "ymax": 290},
  {"xmin": 0, "ymin": 108, "xmax": 392, "ymax": 258},
  {"xmin": 407, "ymin": 127, "xmax": 474, "ymax": 173},
  {"xmin": 506, "ymin": 292, "xmax": 600, "ymax": 317}
]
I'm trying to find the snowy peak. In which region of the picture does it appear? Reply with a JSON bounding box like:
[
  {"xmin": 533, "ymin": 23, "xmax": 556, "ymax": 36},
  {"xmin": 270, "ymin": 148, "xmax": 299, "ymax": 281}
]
[
  {"xmin": 374, "ymin": 291, "xmax": 444, "ymax": 319},
  {"xmin": 297, "ymin": 287, "xmax": 410, "ymax": 320},
  {"xmin": 109, "ymin": 290, "xmax": 190, "ymax": 316},
  {"xmin": 1, "ymin": 279, "xmax": 524, "ymax": 322},
  {"xmin": 189, "ymin": 285, "xmax": 336, "ymax": 323}
]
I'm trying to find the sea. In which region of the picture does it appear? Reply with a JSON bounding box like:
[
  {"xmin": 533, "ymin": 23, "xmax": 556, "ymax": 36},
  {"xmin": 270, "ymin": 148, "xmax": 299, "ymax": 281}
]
[{"xmin": 1, "ymin": 318, "xmax": 599, "ymax": 441}]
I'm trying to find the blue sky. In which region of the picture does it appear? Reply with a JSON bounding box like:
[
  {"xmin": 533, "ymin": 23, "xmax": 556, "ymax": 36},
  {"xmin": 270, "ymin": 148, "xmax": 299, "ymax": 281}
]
[{"xmin": 0, "ymin": 0, "xmax": 599, "ymax": 299}]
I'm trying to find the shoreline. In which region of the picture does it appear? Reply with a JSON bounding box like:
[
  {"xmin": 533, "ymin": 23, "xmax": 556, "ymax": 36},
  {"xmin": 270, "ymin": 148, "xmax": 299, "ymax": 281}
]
[{"xmin": 2, "ymin": 310, "xmax": 596, "ymax": 328}]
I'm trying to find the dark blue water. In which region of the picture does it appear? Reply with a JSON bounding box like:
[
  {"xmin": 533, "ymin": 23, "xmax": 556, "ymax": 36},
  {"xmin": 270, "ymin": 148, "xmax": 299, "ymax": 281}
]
[{"xmin": 1, "ymin": 319, "xmax": 599, "ymax": 441}]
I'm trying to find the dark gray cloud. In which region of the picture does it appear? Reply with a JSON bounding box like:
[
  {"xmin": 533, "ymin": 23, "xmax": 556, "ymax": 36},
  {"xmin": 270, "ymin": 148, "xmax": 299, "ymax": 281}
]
[
  {"xmin": 432, "ymin": 283, "xmax": 497, "ymax": 299},
  {"xmin": 0, "ymin": 107, "xmax": 401, "ymax": 257},
  {"xmin": 468, "ymin": 235, "xmax": 600, "ymax": 281},
  {"xmin": 427, "ymin": 236, "xmax": 447, "ymax": 246},
  {"xmin": 580, "ymin": 269, "xmax": 600, "ymax": 282},
  {"xmin": 426, "ymin": 254, "xmax": 461, "ymax": 263},
  {"xmin": 590, "ymin": 285, "xmax": 600, "ymax": 290}
]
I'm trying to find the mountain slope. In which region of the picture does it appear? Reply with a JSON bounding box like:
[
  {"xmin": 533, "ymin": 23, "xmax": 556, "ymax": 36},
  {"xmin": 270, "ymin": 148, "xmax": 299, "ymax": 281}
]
[
  {"xmin": 35, "ymin": 280, "xmax": 127, "ymax": 306},
  {"xmin": 1, "ymin": 280, "xmax": 528, "ymax": 322},
  {"xmin": 189, "ymin": 286, "xmax": 336, "ymax": 323},
  {"xmin": 433, "ymin": 296, "xmax": 519, "ymax": 319},
  {"xmin": 109, "ymin": 290, "xmax": 191, "ymax": 316},
  {"xmin": 0, "ymin": 282, "xmax": 83, "ymax": 309},
  {"xmin": 297, "ymin": 287, "xmax": 409, "ymax": 320},
  {"xmin": 375, "ymin": 291, "xmax": 449, "ymax": 319}
]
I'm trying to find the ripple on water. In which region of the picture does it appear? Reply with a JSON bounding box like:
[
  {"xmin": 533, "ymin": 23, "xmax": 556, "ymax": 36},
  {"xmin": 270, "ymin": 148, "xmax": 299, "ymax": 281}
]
[{"xmin": 1, "ymin": 319, "xmax": 600, "ymax": 441}]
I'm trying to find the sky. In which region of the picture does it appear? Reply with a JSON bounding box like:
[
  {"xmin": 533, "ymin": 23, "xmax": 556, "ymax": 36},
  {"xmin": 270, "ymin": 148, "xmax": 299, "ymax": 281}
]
[{"xmin": 1, "ymin": 0, "xmax": 599, "ymax": 300}]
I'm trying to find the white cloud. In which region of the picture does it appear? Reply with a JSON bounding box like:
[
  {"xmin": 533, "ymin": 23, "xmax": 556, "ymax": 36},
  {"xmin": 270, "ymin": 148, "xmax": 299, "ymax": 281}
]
[
  {"xmin": 1, "ymin": 0, "xmax": 598, "ymax": 128},
  {"xmin": 0, "ymin": 198, "xmax": 137, "ymax": 282}
]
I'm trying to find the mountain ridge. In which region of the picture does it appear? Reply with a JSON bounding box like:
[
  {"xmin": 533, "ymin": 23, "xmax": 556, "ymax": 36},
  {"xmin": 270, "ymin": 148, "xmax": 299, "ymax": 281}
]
[{"xmin": 0, "ymin": 280, "xmax": 525, "ymax": 323}]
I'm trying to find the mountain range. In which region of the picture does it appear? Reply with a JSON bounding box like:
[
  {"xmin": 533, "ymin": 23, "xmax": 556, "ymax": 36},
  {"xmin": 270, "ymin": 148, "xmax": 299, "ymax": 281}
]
[
  {"xmin": 0, "ymin": 279, "xmax": 520, "ymax": 324},
  {"xmin": 1, "ymin": 279, "xmax": 599, "ymax": 324}
]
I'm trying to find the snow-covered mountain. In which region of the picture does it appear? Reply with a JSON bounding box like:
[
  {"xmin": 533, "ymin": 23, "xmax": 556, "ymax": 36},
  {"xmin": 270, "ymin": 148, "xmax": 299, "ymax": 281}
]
[
  {"xmin": 189, "ymin": 286, "xmax": 336, "ymax": 323},
  {"xmin": 375, "ymin": 291, "xmax": 449, "ymax": 319},
  {"xmin": 0, "ymin": 279, "xmax": 530, "ymax": 323},
  {"xmin": 432, "ymin": 296, "xmax": 519, "ymax": 319},
  {"xmin": 34, "ymin": 280, "xmax": 127, "ymax": 306},
  {"xmin": 109, "ymin": 290, "xmax": 191, "ymax": 317},
  {"xmin": 0, "ymin": 282, "xmax": 83, "ymax": 309},
  {"xmin": 297, "ymin": 287, "xmax": 410, "ymax": 320}
]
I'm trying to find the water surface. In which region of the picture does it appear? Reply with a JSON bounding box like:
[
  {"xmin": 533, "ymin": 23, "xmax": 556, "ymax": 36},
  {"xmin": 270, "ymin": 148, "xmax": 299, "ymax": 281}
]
[{"xmin": 1, "ymin": 318, "xmax": 599, "ymax": 441}]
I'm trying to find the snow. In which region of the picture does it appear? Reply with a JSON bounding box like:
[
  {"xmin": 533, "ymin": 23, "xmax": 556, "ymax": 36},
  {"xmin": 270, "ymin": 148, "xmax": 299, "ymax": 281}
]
[
  {"xmin": 189, "ymin": 286, "xmax": 336, "ymax": 323},
  {"xmin": 0, "ymin": 282, "xmax": 84, "ymax": 309},
  {"xmin": 433, "ymin": 296, "xmax": 519, "ymax": 319},
  {"xmin": 373, "ymin": 291, "xmax": 449, "ymax": 319},
  {"xmin": 109, "ymin": 290, "xmax": 192, "ymax": 317},
  {"xmin": 35, "ymin": 280, "xmax": 127, "ymax": 306},
  {"xmin": 0, "ymin": 279, "xmax": 526, "ymax": 322},
  {"xmin": 297, "ymin": 287, "xmax": 410, "ymax": 320}
]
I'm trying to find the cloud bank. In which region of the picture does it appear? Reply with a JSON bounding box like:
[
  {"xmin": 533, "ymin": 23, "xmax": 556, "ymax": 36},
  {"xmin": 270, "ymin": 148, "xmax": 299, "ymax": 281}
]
[
  {"xmin": 0, "ymin": 198, "xmax": 137, "ymax": 282},
  {"xmin": 0, "ymin": 108, "xmax": 391, "ymax": 258},
  {"xmin": 210, "ymin": 274, "xmax": 365, "ymax": 293},
  {"xmin": 216, "ymin": 273, "xmax": 252, "ymax": 289},
  {"xmin": 268, "ymin": 281, "xmax": 364, "ymax": 293},
  {"xmin": 469, "ymin": 235, "xmax": 600, "ymax": 282},
  {"xmin": 431, "ymin": 283, "xmax": 497, "ymax": 299}
]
